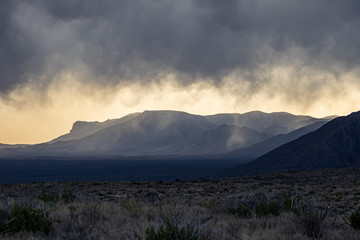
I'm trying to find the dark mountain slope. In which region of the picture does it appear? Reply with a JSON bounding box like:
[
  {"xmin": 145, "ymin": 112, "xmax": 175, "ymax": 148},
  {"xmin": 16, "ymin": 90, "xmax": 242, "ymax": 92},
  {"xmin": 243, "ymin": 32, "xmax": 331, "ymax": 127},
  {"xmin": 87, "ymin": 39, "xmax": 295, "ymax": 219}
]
[
  {"xmin": 232, "ymin": 111, "xmax": 360, "ymax": 176},
  {"xmin": 220, "ymin": 120, "xmax": 328, "ymax": 162}
]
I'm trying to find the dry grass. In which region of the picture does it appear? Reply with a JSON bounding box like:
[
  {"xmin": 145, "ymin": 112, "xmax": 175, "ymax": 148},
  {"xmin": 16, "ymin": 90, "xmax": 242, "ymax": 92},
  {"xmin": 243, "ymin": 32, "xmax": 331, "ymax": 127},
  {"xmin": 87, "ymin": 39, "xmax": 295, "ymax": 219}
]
[{"xmin": 1, "ymin": 167, "xmax": 360, "ymax": 239}]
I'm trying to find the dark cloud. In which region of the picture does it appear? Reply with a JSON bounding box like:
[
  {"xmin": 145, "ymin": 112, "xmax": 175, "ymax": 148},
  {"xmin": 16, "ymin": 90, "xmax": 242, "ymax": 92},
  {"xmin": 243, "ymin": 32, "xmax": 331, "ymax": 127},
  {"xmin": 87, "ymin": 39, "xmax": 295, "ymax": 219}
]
[
  {"xmin": 0, "ymin": 0, "xmax": 360, "ymax": 94},
  {"xmin": 0, "ymin": 1, "xmax": 36, "ymax": 94}
]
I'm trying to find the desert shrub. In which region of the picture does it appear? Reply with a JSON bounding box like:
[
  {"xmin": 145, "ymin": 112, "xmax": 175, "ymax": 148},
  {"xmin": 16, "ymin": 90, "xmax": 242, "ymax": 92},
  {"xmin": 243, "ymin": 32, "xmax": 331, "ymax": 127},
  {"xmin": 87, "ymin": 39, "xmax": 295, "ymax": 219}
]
[
  {"xmin": 39, "ymin": 191, "xmax": 76, "ymax": 204},
  {"xmin": 60, "ymin": 205, "xmax": 101, "ymax": 239},
  {"xmin": 0, "ymin": 205, "xmax": 52, "ymax": 235},
  {"xmin": 282, "ymin": 198, "xmax": 302, "ymax": 215},
  {"xmin": 0, "ymin": 208, "xmax": 8, "ymax": 233},
  {"xmin": 228, "ymin": 204, "xmax": 252, "ymax": 218},
  {"xmin": 61, "ymin": 192, "xmax": 77, "ymax": 204},
  {"xmin": 0, "ymin": 220, "xmax": 7, "ymax": 234},
  {"xmin": 347, "ymin": 207, "xmax": 360, "ymax": 231},
  {"xmin": 283, "ymin": 198, "xmax": 292, "ymax": 211},
  {"xmin": 298, "ymin": 206, "xmax": 331, "ymax": 239},
  {"xmin": 120, "ymin": 199, "xmax": 143, "ymax": 217},
  {"xmin": 145, "ymin": 219, "xmax": 203, "ymax": 240},
  {"xmin": 39, "ymin": 192, "xmax": 60, "ymax": 203},
  {"xmin": 198, "ymin": 199, "xmax": 220, "ymax": 210},
  {"xmin": 255, "ymin": 202, "xmax": 280, "ymax": 218},
  {"xmin": 0, "ymin": 208, "xmax": 7, "ymax": 219}
]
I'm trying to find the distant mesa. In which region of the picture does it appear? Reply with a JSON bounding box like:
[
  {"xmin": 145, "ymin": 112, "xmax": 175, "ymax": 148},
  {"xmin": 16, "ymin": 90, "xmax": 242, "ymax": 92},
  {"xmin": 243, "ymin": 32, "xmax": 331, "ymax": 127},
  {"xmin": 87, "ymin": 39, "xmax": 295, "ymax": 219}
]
[{"xmin": 49, "ymin": 112, "xmax": 141, "ymax": 143}]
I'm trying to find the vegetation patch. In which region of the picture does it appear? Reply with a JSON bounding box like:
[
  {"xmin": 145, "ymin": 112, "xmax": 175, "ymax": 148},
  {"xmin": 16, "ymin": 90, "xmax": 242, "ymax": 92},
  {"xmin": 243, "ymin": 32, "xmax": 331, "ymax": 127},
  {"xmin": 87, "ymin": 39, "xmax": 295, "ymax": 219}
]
[
  {"xmin": 1, "ymin": 168, "xmax": 360, "ymax": 239},
  {"xmin": 145, "ymin": 217, "xmax": 206, "ymax": 240},
  {"xmin": 39, "ymin": 191, "xmax": 76, "ymax": 204},
  {"xmin": 0, "ymin": 205, "xmax": 52, "ymax": 235},
  {"xmin": 228, "ymin": 204, "xmax": 252, "ymax": 218},
  {"xmin": 255, "ymin": 202, "xmax": 280, "ymax": 218}
]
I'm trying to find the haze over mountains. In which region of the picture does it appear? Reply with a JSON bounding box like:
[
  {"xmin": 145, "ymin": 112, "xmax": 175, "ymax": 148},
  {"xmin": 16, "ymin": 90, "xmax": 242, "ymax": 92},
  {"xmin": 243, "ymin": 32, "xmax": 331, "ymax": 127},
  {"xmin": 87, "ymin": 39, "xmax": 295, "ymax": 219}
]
[
  {"xmin": 219, "ymin": 120, "xmax": 328, "ymax": 162},
  {"xmin": 205, "ymin": 111, "xmax": 318, "ymax": 136},
  {"xmin": 0, "ymin": 110, "xmax": 329, "ymax": 159}
]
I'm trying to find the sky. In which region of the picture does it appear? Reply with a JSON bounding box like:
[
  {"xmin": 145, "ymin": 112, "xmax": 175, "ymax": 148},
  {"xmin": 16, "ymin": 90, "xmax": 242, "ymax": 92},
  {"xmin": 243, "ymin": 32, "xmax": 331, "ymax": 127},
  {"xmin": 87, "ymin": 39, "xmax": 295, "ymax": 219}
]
[{"xmin": 1, "ymin": 0, "xmax": 360, "ymax": 144}]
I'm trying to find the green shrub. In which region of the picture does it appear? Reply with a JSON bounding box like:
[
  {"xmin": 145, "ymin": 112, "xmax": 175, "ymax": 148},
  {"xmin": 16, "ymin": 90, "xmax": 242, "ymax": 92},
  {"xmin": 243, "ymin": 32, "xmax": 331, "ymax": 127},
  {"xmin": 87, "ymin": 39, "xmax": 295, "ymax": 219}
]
[
  {"xmin": 0, "ymin": 205, "xmax": 52, "ymax": 235},
  {"xmin": 39, "ymin": 192, "xmax": 60, "ymax": 203},
  {"xmin": 255, "ymin": 202, "xmax": 280, "ymax": 218},
  {"xmin": 0, "ymin": 221, "xmax": 7, "ymax": 234},
  {"xmin": 282, "ymin": 198, "xmax": 302, "ymax": 215},
  {"xmin": 39, "ymin": 191, "xmax": 76, "ymax": 204},
  {"xmin": 228, "ymin": 204, "xmax": 252, "ymax": 218},
  {"xmin": 283, "ymin": 198, "xmax": 292, "ymax": 211},
  {"xmin": 120, "ymin": 199, "xmax": 143, "ymax": 217},
  {"xmin": 349, "ymin": 207, "xmax": 360, "ymax": 231},
  {"xmin": 198, "ymin": 199, "xmax": 220, "ymax": 210},
  {"xmin": 145, "ymin": 219, "xmax": 202, "ymax": 240},
  {"xmin": 0, "ymin": 208, "xmax": 8, "ymax": 233},
  {"xmin": 61, "ymin": 192, "xmax": 76, "ymax": 204}
]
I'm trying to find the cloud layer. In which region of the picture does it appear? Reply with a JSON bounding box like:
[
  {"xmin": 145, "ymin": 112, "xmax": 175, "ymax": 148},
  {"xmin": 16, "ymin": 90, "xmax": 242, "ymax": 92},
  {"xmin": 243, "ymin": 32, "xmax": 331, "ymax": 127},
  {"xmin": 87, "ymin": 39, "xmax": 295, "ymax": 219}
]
[{"xmin": 1, "ymin": 0, "xmax": 360, "ymax": 91}]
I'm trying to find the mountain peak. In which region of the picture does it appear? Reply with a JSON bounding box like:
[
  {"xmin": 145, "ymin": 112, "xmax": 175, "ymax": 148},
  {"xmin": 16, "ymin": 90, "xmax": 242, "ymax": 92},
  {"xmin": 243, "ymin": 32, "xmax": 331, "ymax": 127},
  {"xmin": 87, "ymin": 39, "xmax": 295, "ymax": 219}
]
[{"xmin": 71, "ymin": 121, "xmax": 99, "ymax": 132}]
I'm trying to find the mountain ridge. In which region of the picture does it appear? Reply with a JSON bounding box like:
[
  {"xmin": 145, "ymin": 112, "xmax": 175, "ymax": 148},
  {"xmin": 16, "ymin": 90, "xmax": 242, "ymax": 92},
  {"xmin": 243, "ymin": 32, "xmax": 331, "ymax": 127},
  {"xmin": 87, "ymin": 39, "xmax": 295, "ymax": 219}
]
[{"xmin": 231, "ymin": 110, "xmax": 360, "ymax": 176}]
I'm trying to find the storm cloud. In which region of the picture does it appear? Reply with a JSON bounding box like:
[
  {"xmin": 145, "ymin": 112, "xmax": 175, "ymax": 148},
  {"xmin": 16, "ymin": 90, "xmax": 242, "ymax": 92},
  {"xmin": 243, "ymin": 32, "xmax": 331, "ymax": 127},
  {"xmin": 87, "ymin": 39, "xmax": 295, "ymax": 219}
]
[
  {"xmin": 1, "ymin": 0, "xmax": 360, "ymax": 95},
  {"xmin": 2, "ymin": 0, "xmax": 360, "ymax": 144}
]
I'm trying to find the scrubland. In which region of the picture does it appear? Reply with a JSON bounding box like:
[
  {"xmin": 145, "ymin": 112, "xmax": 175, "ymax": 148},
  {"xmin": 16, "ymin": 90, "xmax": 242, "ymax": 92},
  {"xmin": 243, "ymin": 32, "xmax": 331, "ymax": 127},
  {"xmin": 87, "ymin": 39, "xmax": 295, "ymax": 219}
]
[{"xmin": 1, "ymin": 167, "xmax": 360, "ymax": 239}]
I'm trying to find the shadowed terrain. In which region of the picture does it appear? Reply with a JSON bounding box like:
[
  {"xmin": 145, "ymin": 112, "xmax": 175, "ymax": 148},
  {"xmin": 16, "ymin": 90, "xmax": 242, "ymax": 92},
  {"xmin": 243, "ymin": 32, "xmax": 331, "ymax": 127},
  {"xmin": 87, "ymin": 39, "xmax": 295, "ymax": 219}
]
[
  {"xmin": 1, "ymin": 167, "xmax": 360, "ymax": 239},
  {"xmin": 232, "ymin": 110, "xmax": 360, "ymax": 176}
]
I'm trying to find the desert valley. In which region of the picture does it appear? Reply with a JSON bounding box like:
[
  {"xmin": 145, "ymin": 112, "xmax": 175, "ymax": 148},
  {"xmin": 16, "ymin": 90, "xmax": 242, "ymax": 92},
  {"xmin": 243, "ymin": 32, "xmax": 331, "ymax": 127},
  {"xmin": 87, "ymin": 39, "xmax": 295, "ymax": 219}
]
[
  {"xmin": 1, "ymin": 110, "xmax": 360, "ymax": 239},
  {"xmin": 1, "ymin": 0, "xmax": 360, "ymax": 239}
]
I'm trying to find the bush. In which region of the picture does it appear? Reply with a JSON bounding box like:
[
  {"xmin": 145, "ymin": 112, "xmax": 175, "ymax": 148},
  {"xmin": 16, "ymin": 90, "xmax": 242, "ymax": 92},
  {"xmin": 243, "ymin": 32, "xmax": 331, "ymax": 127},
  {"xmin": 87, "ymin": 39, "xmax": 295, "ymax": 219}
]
[
  {"xmin": 0, "ymin": 208, "xmax": 7, "ymax": 221},
  {"xmin": 59, "ymin": 205, "xmax": 100, "ymax": 239},
  {"xmin": 349, "ymin": 207, "xmax": 360, "ymax": 231},
  {"xmin": 0, "ymin": 205, "xmax": 52, "ymax": 235},
  {"xmin": 283, "ymin": 198, "xmax": 292, "ymax": 211},
  {"xmin": 39, "ymin": 191, "xmax": 76, "ymax": 204},
  {"xmin": 120, "ymin": 199, "xmax": 143, "ymax": 217},
  {"xmin": 198, "ymin": 199, "xmax": 220, "ymax": 210},
  {"xmin": 298, "ymin": 206, "xmax": 330, "ymax": 239},
  {"xmin": 39, "ymin": 192, "xmax": 60, "ymax": 203},
  {"xmin": 145, "ymin": 219, "xmax": 203, "ymax": 240},
  {"xmin": 228, "ymin": 204, "xmax": 252, "ymax": 218},
  {"xmin": 255, "ymin": 202, "xmax": 280, "ymax": 218},
  {"xmin": 283, "ymin": 198, "xmax": 302, "ymax": 215},
  {"xmin": 0, "ymin": 208, "xmax": 8, "ymax": 233}
]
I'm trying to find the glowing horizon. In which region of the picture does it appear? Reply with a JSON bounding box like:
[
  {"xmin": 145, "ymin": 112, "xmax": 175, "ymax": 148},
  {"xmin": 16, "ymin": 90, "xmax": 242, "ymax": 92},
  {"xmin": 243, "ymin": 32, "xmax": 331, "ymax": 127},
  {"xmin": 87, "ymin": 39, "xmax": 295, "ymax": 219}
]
[{"xmin": 1, "ymin": 75, "xmax": 359, "ymax": 144}]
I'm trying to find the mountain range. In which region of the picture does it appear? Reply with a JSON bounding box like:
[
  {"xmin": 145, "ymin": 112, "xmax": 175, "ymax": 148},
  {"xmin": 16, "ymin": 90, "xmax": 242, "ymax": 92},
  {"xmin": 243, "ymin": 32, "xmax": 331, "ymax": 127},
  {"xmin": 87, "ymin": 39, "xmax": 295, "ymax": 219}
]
[
  {"xmin": 0, "ymin": 110, "xmax": 328, "ymax": 158},
  {"xmin": 5, "ymin": 109, "xmax": 360, "ymax": 178}
]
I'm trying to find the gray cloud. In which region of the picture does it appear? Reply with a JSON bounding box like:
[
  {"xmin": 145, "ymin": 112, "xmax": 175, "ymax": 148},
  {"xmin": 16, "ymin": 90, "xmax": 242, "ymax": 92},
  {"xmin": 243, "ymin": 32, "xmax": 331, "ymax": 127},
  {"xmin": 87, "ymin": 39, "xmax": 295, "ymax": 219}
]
[{"xmin": 1, "ymin": 0, "xmax": 360, "ymax": 95}]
